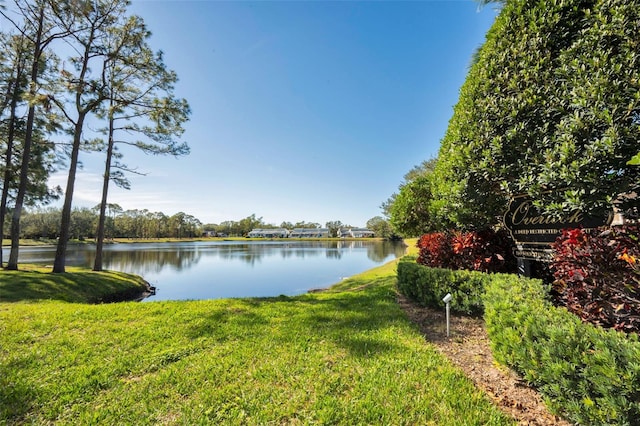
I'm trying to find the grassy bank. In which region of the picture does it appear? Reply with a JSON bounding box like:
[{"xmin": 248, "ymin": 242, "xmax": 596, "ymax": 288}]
[
  {"xmin": 0, "ymin": 249, "xmax": 512, "ymax": 425},
  {"xmin": 1, "ymin": 239, "xmax": 55, "ymax": 247},
  {"xmin": 0, "ymin": 264, "xmax": 150, "ymax": 303}
]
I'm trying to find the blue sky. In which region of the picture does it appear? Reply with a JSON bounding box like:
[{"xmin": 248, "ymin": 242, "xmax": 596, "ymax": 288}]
[{"xmin": 51, "ymin": 0, "xmax": 499, "ymax": 227}]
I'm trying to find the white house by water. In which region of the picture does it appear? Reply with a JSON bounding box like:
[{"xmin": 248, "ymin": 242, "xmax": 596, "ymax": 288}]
[
  {"xmin": 337, "ymin": 228, "xmax": 375, "ymax": 238},
  {"xmin": 247, "ymin": 228, "xmax": 290, "ymax": 238},
  {"xmin": 288, "ymin": 228, "xmax": 330, "ymax": 238},
  {"xmin": 247, "ymin": 227, "xmax": 376, "ymax": 238}
]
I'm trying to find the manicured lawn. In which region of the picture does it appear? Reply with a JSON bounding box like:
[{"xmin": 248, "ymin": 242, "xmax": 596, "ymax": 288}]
[{"xmin": 0, "ymin": 251, "xmax": 512, "ymax": 425}]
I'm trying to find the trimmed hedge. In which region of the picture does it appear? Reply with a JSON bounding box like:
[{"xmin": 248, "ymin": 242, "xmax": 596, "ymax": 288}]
[
  {"xmin": 397, "ymin": 258, "xmax": 640, "ymax": 425},
  {"xmin": 397, "ymin": 256, "xmax": 486, "ymax": 316},
  {"xmin": 485, "ymin": 276, "xmax": 640, "ymax": 425}
]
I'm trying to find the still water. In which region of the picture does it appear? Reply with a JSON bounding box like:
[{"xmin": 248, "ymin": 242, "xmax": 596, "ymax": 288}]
[{"xmin": 8, "ymin": 240, "xmax": 406, "ymax": 301}]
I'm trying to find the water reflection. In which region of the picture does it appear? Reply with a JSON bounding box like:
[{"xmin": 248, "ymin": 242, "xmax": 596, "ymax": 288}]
[
  {"xmin": 340, "ymin": 240, "xmax": 407, "ymax": 263},
  {"xmin": 96, "ymin": 240, "xmax": 405, "ymax": 269},
  {"xmin": 8, "ymin": 240, "xmax": 406, "ymax": 300},
  {"xmin": 105, "ymin": 246, "xmax": 201, "ymax": 275}
]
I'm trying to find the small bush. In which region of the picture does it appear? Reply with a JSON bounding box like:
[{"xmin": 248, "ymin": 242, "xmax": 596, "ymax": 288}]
[
  {"xmin": 397, "ymin": 256, "xmax": 486, "ymax": 316},
  {"xmin": 416, "ymin": 232, "xmax": 450, "ymax": 268},
  {"xmin": 551, "ymin": 224, "xmax": 640, "ymax": 333},
  {"xmin": 416, "ymin": 229, "xmax": 517, "ymax": 273},
  {"xmin": 484, "ymin": 275, "xmax": 640, "ymax": 425}
]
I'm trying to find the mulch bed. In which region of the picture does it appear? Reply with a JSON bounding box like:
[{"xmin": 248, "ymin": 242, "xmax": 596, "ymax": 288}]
[{"xmin": 397, "ymin": 294, "xmax": 571, "ymax": 426}]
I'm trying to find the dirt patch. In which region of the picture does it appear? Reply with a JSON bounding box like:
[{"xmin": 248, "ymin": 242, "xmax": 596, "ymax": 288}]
[{"xmin": 398, "ymin": 295, "xmax": 571, "ymax": 426}]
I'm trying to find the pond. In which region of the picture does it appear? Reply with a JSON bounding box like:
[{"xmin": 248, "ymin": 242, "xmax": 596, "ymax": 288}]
[{"xmin": 6, "ymin": 240, "xmax": 406, "ymax": 301}]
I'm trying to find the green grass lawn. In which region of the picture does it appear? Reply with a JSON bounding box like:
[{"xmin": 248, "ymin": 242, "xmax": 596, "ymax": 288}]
[{"xmin": 0, "ymin": 248, "xmax": 513, "ymax": 425}]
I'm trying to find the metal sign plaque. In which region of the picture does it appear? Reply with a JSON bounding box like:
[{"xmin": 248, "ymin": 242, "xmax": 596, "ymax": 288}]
[{"xmin": 503, "ymin": 194, "xmax": 613, "ymax": 261}]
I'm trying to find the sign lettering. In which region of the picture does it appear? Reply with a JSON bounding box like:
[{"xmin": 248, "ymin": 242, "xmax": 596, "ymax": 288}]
[{"xmin": 504, "ymin": 194, "xmax": 612, "ymax": 261}]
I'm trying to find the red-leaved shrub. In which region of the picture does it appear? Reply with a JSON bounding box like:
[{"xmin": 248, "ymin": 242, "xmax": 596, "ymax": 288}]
[
  {"xmin": 551, "ymin": 224, "xmax": 640, "ymax": 333},
  {"xmin": 417, "ymin": 229, "xmax": 517, "ymax": 273},
  {"xmin": 416, "ymin": 232, "xmax": 450, "ymax": 267}
]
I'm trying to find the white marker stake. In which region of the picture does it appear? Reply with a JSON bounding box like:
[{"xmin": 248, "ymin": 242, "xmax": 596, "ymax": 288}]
[{"xmin": 442, "ymin": 293, "xmax": 452, "ymax": 337}]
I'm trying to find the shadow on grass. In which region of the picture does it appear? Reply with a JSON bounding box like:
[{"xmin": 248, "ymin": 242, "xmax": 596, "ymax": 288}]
[
  {"xmin": 0, "ymin": 267, "xmax": 148, "ymax": 303},
  {"xmin": 340, "ymin": 335, "xmax": 399, "ymax": 357},
  {"xmin": 1, "ymin": 260, "xmax": 412, "ymax": 424},
  {"xmin": 184, "ymin": 305, "xmax": 271, "ymax": 341},
  {"xmin": 185, "ymin": 275, "xmax": 406, "ymax": 358}
]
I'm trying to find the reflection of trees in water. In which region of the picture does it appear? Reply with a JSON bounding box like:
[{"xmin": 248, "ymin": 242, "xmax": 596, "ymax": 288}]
[
  {"xmin": 325, "ymin": 247, "xmax": 342, "ymax": 259},
  {"xmin": 335, "ymin": 240, "xmax": 406, "ymax": 262},
  {"xmin": 366, "ymin": 240, "xmax": 406, "ymax": 263},
  {"xmin": 333, "ymin": 240, "xmax": 407, "ymax": 262},
  {"xmin": 208, "ymin": 244, "xmax": 265, "ymax": 266},
  {"xmin": 46, "ymin": 240, "xmax": 406, "ymax": 273},
  {"xmin": 62, "ymin": 248, "xmax": 95, "ymax": 267},
  {"xmin": 103, "ymin": 248, "xmax": 201, "ymax": 275}
]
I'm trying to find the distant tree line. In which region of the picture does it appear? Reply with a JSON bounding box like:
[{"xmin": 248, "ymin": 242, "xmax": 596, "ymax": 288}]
[
  {"xmin": 10, "ymin": 208, "xmax": 394, "ymax": 240},
  {"xmin": 15, "ymin": 207, "xmax": 201, "ymax": 240},
  {"xmin": 202, "ymin": 214, "xmax": 394, "ymax": 239}
]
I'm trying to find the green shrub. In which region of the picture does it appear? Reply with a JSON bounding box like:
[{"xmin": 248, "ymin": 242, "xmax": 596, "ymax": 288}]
[
  {"xmin": 397, "ymin": 256, "xmax": 486, "ymax": 316},
  {"xmin": 485, "ymin": 275, "xmax": 640, "ymax": 425},
  {"xmin": 399, "ymin": 257, "xmax": 640, "ymax": 424}
]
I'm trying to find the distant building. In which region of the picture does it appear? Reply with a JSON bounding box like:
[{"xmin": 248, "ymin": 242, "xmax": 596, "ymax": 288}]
[
  {"xmin": 203, "ymin": 230, "xmax": 217, "ymax": 237},
  {"xmin": 288, "ymin": 228, "xmax": 330, "ymax": 238},
  {"xmin": 337, "ymin": 228, "xmax": 375, "ymax": 238},
  {"xmin": 247, "ymin": 228, "xmax": 290, "ymax": 238}
]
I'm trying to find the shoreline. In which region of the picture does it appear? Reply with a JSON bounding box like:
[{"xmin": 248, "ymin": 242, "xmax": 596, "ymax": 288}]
[
  {"xmin": 2, "ymin": 236, "xmax": 388, "ymax": 248},
  {"xmin": 2, "ymin": 238, "xmax": 410, "ymax": 304}
]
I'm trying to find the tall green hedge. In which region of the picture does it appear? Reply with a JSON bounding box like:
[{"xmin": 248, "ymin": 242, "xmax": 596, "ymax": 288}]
[
  {"xmin": 430, "ymin": 0, "xmax": 640, "ymax": 230},
  {"xmin": 397, "ymin": 259, "xmax": 640, "ymax": 424}
]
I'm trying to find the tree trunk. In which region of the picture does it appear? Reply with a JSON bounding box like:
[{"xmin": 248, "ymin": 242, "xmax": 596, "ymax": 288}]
[
  {"xmin": 93, "ymin": 113, "xmax": 115, "ymax": 271},
  {"xmin": 52, "ymin": 17, "xmax": 98, "ymax": 273},
  {"xmin": 7, "ymin": 10, "xmax": 44, "ymax": 271},
  {"xmin": 7, "ymin": 108, "xmax": 36, "ymax": 271},
  {"xmin": 52, "ymin": 114, "xmax": 85, "ymax": 273},
  {"xmin": 0, "ymin": 61, "xmax": 23, "ymax": 267}
]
